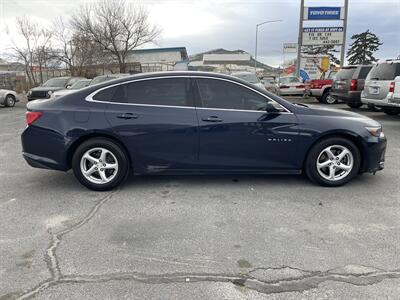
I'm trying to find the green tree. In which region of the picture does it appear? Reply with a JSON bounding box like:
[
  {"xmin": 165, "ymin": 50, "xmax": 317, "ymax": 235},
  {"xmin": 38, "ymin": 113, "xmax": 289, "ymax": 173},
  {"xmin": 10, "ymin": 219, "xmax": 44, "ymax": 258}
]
[
  {"xmin": 346, "ymin": 30, "xmax": 382, "ymax": 65},
  {"xmin": 302, "ymin": 45, "xmax": 340, "ymax": 66}
]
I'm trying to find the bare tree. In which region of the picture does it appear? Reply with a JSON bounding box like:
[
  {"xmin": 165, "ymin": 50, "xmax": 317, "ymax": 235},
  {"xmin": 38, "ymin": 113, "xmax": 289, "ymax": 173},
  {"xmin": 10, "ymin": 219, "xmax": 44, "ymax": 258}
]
[
  {"xmin": 53, "ymin": 19, "xmax": 111, "ymax": 77},
  {"xmin": 72, "ymin": 0, "xmax": 161, "ymax": 73},
  {"xmin": 10, "ymin": 17, "xmax": 53, "ymax": 86}
]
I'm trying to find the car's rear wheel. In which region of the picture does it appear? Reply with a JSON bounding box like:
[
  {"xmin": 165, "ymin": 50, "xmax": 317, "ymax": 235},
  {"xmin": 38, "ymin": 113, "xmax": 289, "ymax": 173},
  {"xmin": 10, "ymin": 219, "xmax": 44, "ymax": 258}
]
[
  {"xmin": 382, "ymin": 108, "xmax": 400, "ymax": 116},
  {"xmin": 321, "ymin": 91, "xmax": 337, "ymax": 104},
  {"xmin": 305, "ymin": 137, "xmax": 361, "ymax": 187},
  {"xmin": 347, "ymin": 102, "xmax": 363, "ymax": 109},
  {"xmin": 5, "ymin": 95, "xmax": 16, "ymax": 107},
  {"xmin": 72, "ymin": 138, "xmax": 129, "ymax": 191}
]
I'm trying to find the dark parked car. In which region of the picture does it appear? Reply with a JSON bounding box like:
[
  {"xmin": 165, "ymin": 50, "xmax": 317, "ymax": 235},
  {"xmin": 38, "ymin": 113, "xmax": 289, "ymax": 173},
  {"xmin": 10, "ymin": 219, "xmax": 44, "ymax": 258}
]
[
  {"xmin": 331, "ymin": 65, "xmax": 372, "ymax": 108},
  {"xmin": 22, "ymin": 72, "xmax": 386, "ymax": 191},
  {"xmin": 27, "ymin": 77, "xmax": 86, "ymax": 101}
]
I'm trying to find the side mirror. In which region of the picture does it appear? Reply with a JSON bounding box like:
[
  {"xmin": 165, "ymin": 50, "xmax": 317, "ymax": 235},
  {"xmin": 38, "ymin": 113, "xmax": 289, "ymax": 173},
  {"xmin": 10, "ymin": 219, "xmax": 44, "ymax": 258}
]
[
  {"xmin": 66, "ymin": 84, "xmax": 72, "ymax": 89},
  {"xmin": 266, "ymin": 101, "xmax": 285, "ymax": 113},
  {"xmin": 395, "ymin": 76, "xmax": 400, "ymax": 82}
]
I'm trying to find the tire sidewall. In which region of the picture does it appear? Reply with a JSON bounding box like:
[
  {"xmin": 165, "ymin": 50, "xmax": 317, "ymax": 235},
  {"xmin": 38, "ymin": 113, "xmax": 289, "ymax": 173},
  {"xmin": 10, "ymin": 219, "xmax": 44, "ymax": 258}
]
[
  {"xmin": 322, "ymin": 91, "xmax": 337, "ymax": 104},
  {"xmin": 306, "ymin": 137, "xmax": 361, "ymax": 187},
  {"xmin": 72, "ymin": 138, "xmax": 129, "ymax": 191}
]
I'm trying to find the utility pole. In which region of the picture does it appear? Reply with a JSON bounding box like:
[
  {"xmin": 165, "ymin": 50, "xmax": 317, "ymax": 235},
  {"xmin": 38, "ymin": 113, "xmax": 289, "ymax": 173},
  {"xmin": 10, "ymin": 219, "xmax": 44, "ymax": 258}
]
[
  {"xmin": 296, "ymin": 0, "xmax": 305, "ymax": 77},
  {"xmin": 254, "ymin": 20, "xmax": 283, "ymax": 72},
  {"xmin": 340, "ymin": 0, "xmax": 349, "ymax": 67}
]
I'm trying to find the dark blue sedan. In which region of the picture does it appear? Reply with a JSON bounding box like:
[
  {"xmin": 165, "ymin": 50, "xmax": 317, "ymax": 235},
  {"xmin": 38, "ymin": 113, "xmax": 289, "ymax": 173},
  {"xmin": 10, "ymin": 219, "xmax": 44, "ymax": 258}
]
[{"xmin": 22, "ymin": 72, "xmax": 386, "ymax": 190}]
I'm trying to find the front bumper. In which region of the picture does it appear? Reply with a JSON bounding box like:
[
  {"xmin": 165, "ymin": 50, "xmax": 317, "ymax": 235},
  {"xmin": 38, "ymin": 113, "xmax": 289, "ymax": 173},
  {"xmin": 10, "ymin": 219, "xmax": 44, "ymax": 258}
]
[{"xmin": 363, "ymin": 136, "xmax": 387, "ymax": 173}]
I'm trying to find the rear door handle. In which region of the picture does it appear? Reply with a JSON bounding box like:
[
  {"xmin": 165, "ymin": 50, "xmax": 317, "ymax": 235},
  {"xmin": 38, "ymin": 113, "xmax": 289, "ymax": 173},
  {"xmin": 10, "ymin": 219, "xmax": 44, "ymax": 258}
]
[
  {"xmin": 202, "ymin": 116, "xmax": 223, "ymax": 122},
  {"xmin": 117, "ymin": 113, "xmax": 138, "ymax": 120}
]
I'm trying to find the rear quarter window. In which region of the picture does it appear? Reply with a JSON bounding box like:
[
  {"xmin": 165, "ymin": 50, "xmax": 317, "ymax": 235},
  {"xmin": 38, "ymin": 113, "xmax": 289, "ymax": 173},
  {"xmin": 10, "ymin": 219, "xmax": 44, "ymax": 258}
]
[
  {"xmin": 357, "ymin": 66, "xmax": 372, "ymax": 79},
  {"xmin": 335, "ymin": 68, "xmax": 356, "ymax": 80},
  {"xmin": 92, "ymin": 86, "xmax": 116, "ymax": 101},
  {"xmin": 367, "ymin": 63, "xmax": 399, "ymax": 80}
]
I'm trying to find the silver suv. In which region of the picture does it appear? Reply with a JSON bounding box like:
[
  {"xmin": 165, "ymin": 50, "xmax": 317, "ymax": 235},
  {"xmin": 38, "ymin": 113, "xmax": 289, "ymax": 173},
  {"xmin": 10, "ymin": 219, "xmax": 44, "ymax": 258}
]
[{"xmin": 361, "ymin": 59, "xmax": 400, "ymax": 115}]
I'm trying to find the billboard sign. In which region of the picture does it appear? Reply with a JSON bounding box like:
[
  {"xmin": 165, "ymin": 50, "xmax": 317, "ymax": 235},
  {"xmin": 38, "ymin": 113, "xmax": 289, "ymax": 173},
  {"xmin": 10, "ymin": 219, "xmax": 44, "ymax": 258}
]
[
  {"xmin": 304, "ymin": 7, "xmax": 344, "ymax": 20},
  {"xmin": 302, "ymin": 27, "xmax": 344, "ymax": 46},
  {"xmin": 299, "ymin": 55, "xmax": 329, "ymax": 80},
  {"xmin": 283, "ymin": 43, "xmax": 298, "ymax": 53}
]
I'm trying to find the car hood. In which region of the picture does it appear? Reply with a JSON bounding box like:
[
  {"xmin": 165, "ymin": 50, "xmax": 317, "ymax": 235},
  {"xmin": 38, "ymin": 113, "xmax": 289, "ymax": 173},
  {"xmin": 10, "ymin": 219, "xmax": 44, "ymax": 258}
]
[
  {"xmin": 307, "ymin": 105, "xmax": 381, "ymax": 126},
  {"xmin": 30, "ymin": 86, "xmax": 65, "ymax": 92}
]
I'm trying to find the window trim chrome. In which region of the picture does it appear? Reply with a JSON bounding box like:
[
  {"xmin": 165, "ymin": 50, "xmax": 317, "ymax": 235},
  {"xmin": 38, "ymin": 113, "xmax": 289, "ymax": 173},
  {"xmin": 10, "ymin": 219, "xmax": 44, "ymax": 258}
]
[{"xmin": 85, "ymin": 75, "xmax": 293, "ymax": 114}]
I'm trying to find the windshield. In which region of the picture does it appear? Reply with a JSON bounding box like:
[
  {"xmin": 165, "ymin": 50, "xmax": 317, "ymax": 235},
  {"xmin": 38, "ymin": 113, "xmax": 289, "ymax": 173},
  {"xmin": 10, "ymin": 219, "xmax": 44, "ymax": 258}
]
[
  {"xmin": 90, "ymin": 76, "xmax": 116, "ymax": 86},
  {"xmin": 234, "ymin": 73, "xmax": 260, "ymax": 84},
  {"xmin": 367, "ymin": 63, "xmax": 399, "ymax": 80},
  {"xmin": 42, "ymin": 78, "xmax": 68, "ymax": 87},
  {"xmin": 70, "ymin": 80, "xmax": 90, "ymax": 89},
  {"xmin": 280, "ymin": 77, "xmax": 300, "ymax": 84}
]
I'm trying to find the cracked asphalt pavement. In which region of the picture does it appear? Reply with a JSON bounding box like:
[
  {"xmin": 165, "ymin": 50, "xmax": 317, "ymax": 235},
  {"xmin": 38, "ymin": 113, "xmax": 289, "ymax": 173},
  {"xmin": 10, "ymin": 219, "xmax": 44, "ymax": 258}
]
[{"xmin": 1, "ymin": 99, "xmax": 400, "ymax": 299}]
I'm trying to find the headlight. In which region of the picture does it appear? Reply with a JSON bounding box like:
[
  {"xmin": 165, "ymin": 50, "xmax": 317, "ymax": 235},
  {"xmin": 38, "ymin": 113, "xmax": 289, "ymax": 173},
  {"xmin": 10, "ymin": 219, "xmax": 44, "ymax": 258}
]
[
  {"xmin": 366, "ymin": 126, "xmax": 384, "ymax": 138},
  {"xmin": 47, "ymin": 91, "xmax": 53, "ymax": 97},
  {"xmin": 27, "ymin": 90, "xmax": 32, "ymax": 96}
]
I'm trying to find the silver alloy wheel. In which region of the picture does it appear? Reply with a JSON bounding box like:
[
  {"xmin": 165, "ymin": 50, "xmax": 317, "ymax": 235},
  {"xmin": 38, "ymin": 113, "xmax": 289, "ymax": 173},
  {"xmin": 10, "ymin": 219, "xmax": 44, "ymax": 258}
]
[
  {"xmin": 325, "ymin": 93, "xmax": 336, "ymax": 104},
  {"xmin": 6, "ymin": 95, "xmax": 15, "ymax": 107},
  {"xmin": 80, "ymin": 147, "xmax": 119, "ymax": 184},
  {"xmin": 316, "ymin": 145, "xmax": 354, "ymax": 181}
]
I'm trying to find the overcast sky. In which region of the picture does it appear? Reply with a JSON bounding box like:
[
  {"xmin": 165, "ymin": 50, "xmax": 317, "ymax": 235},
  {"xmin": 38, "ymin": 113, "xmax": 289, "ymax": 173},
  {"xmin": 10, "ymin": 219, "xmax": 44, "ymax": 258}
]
[{"xmin": 0, "ymin": 0, "xmax": 399, "ymax": 66}]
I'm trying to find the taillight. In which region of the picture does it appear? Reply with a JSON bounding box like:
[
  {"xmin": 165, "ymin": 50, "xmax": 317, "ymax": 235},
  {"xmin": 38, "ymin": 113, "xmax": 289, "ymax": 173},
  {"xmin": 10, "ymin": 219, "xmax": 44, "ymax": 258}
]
[
  {"xmin": 26, "ymin": 111, "xmax": 42, "ymax": 126},
  {"xmin": 389, "ymin": 81, "xmax": 395, "ymax": 93},
  {"xmin": 350, "ymin": 79, "xmax": 357, "ymax": 91}
]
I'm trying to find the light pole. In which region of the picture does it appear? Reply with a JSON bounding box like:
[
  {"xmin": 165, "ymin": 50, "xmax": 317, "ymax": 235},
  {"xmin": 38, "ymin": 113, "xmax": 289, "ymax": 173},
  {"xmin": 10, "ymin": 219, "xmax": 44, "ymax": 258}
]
[{"xmin": 255, "ymin": 19, "xmax": 283, "ymax": 72}]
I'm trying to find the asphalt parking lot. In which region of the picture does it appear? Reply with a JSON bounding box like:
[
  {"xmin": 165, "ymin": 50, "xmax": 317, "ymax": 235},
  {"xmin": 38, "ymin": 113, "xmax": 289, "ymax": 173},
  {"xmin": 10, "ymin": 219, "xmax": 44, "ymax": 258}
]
[{"xmin": 1, "ymin": 99, "xmax": 400, "ymax": 299}]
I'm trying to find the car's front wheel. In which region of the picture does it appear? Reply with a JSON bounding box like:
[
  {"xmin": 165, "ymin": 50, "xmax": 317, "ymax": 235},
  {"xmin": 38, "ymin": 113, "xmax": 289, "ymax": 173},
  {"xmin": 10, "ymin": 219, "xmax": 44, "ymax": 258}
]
[
  {"xmin": 321, "ymin": 91, "xmax": 337, "ymax": 104},
  {"xmin": 5, "ymin": 95, "xmax": 16, "ymax": 107},
  {"xmin": 305, "ymin": 137, "xmax": 361, "ymax": 187},
  {"xmin": 72, "ymin": 138, "xmax": 129, "ymax": 191}
]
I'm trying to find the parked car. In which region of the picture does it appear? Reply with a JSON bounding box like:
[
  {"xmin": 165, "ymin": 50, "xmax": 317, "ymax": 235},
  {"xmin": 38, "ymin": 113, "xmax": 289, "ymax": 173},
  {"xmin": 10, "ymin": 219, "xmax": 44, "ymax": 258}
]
[
  {"xmin": 89, "ymin": 74, "xmax": 130, "ymax": 86},
  {"xmin": 277, "ymin": 76, "xmax": 305, "ymax": 96},
  {"xmin": 262, "ymin": 77, "xmax": 278, "ymax": 94},
  {"xmin": 306, "ymin": 70, "xmax": 337, "ymax": 104},
  {"xmin": 0, "ymin": 89, "xmax": 19, "ymax": 107},
  {"xmin": 51, "ymin": 79, "xmax": 92, "ymax": 99},
  {"xmin": 27, "ymin": 77, "xmax": 86, "ymax": 101},
  {"xmin": 230, "ymin": 71, "xmax": 266, "ymax": 90},
  {"xmin": 22, "ymin": 71, "xmax": 386, "ymax": 191},
  {"xmin": 331, "ymin": 65, "xmax": 372, "ymax": 108},
  {"xmin": 361, "ymin": 59, "xmax": 400, "ymax": 115}
]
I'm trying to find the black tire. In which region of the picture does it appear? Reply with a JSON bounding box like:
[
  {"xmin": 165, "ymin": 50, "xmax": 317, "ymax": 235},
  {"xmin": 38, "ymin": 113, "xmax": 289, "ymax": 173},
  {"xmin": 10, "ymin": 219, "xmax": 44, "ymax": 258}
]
[
  {"xmin": 305, "ymin": 137, "xmax": 361, "ymax": 187},
  {"xmin": 382, "ymin": 108, "xmax": 400, "ymax": 116},
  {"xmin": 72, "ymin": 138, "xmax": 129, "ymax": 191},
  {"xmin": 5, "ymin": 95, "xmax": 16, "ymax": 107},
  {"xmin": 321, "ymin": 90, "xmax": 337, "ymax": 104},
  {"xmin": 347, "ymin": 102, "xmax": 363, "ymax": 109}
]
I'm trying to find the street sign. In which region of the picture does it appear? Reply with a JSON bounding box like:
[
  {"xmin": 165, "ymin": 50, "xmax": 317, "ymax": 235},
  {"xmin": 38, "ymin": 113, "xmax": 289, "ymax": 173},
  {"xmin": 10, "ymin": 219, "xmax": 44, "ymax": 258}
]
[
  {"xmin": 302, "ymin": 27, "xmax": 344, "ymax": 46},
  {"xmin": 283, "ymin": 43, "xmax": 298, "ymax": 53},
  {"xmin": 304, "ymin": 7, "xmax": 344, "ymax": 20}
]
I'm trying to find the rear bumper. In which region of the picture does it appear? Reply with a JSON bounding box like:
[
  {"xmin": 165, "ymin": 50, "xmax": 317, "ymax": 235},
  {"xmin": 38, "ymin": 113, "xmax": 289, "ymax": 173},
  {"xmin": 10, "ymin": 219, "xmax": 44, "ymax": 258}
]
[
  {"xmin": 21, "ymin": 125, "xmax": 70, "ymax": 171},
  {"xmin": 331, "ymin": 90, "xmax": 361, "ymax": 103},
  {"xmin": 361, "ymin": 93, "xmax": 400, "ymax": 107}
]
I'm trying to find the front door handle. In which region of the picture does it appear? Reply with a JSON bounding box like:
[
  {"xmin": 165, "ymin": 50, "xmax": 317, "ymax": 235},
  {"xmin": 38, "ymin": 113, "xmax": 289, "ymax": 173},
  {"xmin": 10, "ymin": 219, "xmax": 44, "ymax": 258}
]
[
  {"xmin": 202, "ymin": 116, "xmax": 223, "ymax": 122},
  {"xmin": 117, "ymin": 113, "xmax": 138, "ymax": 120}
]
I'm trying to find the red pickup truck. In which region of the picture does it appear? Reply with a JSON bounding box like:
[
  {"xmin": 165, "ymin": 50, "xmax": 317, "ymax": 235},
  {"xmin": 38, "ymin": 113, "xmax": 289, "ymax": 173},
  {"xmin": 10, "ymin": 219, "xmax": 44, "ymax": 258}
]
[{"xmin": 306, "ymin": 70, "xmax": 337, "ymax": 104}]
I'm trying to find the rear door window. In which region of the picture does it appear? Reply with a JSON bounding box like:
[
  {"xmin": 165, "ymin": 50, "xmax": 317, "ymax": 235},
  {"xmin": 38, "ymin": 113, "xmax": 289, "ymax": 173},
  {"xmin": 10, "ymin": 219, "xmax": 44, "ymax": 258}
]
[
  {"xmin": 367, "ymin": 63, "xmax": 399, "ymax": 80},
  {"xmin": 126, "ymin": 78, "xmax": 192, "ymax": 107}
]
